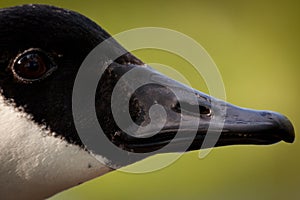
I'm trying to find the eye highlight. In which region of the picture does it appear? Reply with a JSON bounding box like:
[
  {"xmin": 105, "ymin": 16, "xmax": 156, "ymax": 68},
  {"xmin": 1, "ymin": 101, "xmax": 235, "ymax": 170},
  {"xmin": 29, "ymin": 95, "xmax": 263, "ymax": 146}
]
[{"xmin": 11, "ymin": 48, "xmax": 57, "ymax": 83}]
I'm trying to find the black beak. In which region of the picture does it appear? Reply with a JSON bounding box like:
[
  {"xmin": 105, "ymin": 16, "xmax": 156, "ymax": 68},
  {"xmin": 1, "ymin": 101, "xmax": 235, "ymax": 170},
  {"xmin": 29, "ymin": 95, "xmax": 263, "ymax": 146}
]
[{"xmin": 107, "ymin": 64, "xmax": 295, "ymax": 153}]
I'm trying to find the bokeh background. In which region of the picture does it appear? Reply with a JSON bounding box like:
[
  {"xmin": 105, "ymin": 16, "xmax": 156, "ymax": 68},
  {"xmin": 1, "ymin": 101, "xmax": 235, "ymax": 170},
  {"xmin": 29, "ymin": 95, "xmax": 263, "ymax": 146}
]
[{"xmin": 1, "ymin": 0, "xmax": 299, "ymax": 199}]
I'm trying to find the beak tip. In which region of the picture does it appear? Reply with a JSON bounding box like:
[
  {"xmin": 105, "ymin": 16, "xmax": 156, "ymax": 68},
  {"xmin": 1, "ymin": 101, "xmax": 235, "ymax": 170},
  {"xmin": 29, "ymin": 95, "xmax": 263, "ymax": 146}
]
[{"xmin": 274, "ymin": 113, "xmax": 295, "ymax": 143}]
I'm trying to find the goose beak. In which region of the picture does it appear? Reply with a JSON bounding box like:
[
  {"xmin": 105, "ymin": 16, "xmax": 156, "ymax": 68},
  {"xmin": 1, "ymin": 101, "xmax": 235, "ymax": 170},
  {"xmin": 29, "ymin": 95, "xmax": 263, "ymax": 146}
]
[{"xmin": 109, "ymin": 65, "xmax": 295, "ymax": 153}]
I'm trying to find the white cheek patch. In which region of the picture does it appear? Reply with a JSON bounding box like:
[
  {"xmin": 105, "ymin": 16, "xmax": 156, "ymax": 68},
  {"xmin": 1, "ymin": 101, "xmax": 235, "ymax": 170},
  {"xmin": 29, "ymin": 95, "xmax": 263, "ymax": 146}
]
[{"xmin": 0, "ymin": 95, "xmax": 113, "ymax": 199}]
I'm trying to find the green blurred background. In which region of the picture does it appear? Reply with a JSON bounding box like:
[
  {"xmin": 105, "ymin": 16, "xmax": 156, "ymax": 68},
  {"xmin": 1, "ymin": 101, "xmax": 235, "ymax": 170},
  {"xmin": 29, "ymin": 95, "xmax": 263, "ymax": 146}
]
[{"xmin": 1, "ymin": 0, "xmax": 299, "ymax": 199}]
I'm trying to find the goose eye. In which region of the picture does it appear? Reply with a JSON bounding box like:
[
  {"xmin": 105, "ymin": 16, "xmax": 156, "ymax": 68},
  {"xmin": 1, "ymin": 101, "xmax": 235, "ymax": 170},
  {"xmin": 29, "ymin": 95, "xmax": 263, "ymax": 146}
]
[{"xmin": 11, "ymin": 49, "xmax": 57, "ymax": 82}]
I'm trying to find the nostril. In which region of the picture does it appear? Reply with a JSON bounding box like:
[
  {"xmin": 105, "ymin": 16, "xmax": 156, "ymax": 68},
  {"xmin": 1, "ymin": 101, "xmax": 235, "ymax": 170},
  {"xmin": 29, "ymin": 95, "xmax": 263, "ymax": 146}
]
[
  {"xmin": 199, "ymin": 106, "xmax": 212, "ymax": 116},
  {"xmin": 172, "ymin": 102, "xmax": 212, "ymax": 117}
]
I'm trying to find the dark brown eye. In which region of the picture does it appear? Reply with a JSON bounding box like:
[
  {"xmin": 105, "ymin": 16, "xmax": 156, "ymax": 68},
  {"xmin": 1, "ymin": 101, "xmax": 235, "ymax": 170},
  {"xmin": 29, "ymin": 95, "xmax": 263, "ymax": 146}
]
[{"xmin": 11, "ymin": 48, "xmax": 57, "ymax": 82}]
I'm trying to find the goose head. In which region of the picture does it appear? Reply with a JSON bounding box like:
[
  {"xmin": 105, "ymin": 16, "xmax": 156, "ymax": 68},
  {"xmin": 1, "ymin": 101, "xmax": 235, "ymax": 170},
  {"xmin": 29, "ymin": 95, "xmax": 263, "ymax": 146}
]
[{"xmin": 0, "ymin": 4, "xmax": 295, "ymax": 199}]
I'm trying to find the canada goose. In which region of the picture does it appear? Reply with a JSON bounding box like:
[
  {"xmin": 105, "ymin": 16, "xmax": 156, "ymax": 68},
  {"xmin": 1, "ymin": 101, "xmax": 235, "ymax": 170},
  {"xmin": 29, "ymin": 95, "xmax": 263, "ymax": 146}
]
[{"xmin": 0, "ymin": 4, "xmax": 295, "ymax": 200}]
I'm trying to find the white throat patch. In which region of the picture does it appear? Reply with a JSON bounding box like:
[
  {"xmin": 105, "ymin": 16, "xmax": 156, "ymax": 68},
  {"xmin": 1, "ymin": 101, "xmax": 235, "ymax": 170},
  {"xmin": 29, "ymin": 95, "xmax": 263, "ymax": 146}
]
[{"xmin": 0, "ymin": 95, "xmax": 112, "ymax": 199}]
